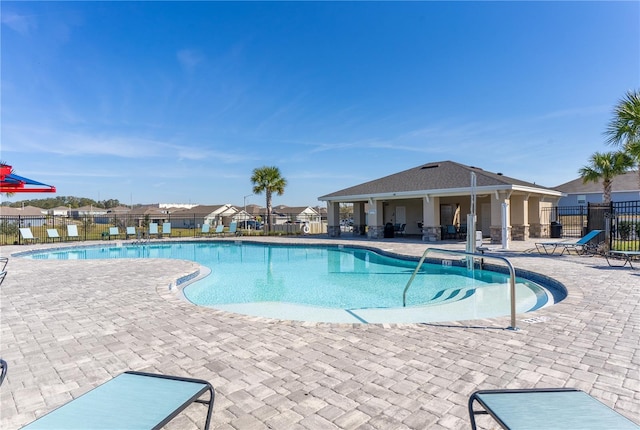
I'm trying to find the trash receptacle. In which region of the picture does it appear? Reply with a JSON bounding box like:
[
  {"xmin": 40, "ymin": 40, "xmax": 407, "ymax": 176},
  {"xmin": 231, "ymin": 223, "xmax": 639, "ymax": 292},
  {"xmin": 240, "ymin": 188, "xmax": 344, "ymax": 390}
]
[
  {"xmin": 384, "ymin": 222, "xmax": 395, "ymax": 238},
  {"xmin": 550, "ymin": 221, "xmax": 562, "ymax": 238}
]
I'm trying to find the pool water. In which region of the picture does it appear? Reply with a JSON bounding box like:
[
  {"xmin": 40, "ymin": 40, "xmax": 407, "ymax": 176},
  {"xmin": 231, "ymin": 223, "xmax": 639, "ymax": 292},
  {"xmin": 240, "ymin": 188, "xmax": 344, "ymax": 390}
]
[{"xmin": 24, "ymin": 242, "xmax": 554, "ymax": 323}]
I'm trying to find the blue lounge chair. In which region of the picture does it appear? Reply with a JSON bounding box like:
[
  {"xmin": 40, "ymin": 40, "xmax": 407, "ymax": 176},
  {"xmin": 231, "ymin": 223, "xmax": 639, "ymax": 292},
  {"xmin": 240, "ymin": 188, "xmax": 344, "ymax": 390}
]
[
  {"xmin": 605, "ymin": 250, "xmax": 640, "ymax": 269},
  {"xmin": 227, "ymin": 222, "xmax": 240, "ymax": 236},
  {"xmin": 108, "ymin": 227, "xmax": 121, "ymax": 240},
  {"xmin": 469, "ymin": 388, "xmax": 639, "ymax": 429},
  {"xmin": 66, "ymin": 225, "xmax": 80, "ymax": 241},
  {"xmin": 535, "ymin": 229, "xmax": 603, "ymax": 255},
  {"xmin": 200, "ymin": 224, "xmax": 211, "ymax": 236},
  {"xmin": 46, "ymin": 229, "xmax": 61, "ymax": 243},
  {"xmin": 21, "ymin": 371, "xmax": 215, "ymax": 429},
  {"xmin": 162, "ymin": 223, "xmax": 171, "ymax": 237},
  {"xmin": 126, "ymin": 227, "xmax": 138, "ymax": 240},
  {"xmin": 0, "ymin": 359, "xmax": 6, "ymax": 387},
  {"xmin": 148, "ymin": 223, "xmax": 159, "ymax": 238},
  {"xmin": 19, "ymin": 228, "xmax": 39, "ymax": 245}
]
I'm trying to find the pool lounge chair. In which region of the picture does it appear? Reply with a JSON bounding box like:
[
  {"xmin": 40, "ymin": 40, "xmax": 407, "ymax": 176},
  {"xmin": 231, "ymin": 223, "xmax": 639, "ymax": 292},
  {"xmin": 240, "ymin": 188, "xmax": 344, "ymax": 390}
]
[
  {"xmin": 0, "ymin": 359, "xmax": 6, "ymax": 387},
  {"xmin": 200, "ymin": 224, "xmax": 211, "ymax": 236},
  {"xmin": 226, "ymin": 222, "xmax": 241, "ymax": 237},
  {"xmin": 21, "ymin": 371, "xmax": 215, "ymax": 430},
  {"xmin": 605, "ymin": 250, "xmax": 640, "ymax": 269},
  {"xmin": 126, "ymin": 226, "xmax": 138, "ymax": 240},
  {"xmin": 148, "ymin": 223, "xmax": 159, "ymax": 238},
  {"xmin": 535, "ymin": 229, "xmax": 603, "ymax": 256},
  {"xmin": 19, "ymin": 228, "xmax": 39, "ymax": 245},
  {"xmin": 468, "ymin": 388, "xmax": 639, "ymax": 430},
  {"xmin": 46, "ymin": 229, "xmax": 61, "ymax": 243},
  {"xmin": 66, "ymin": 225, "xmax": 80, "ymax": 241},
  {"xmin": 213, "ymin": 224, "xmax": 224, "ymax": 236},
  {"xmin": 162, "ymin": 223, "xmax": 171, "ymax": 237},
  {"xmin": 108, "ymin": 227, "xmax": 122, "ymax": 240}
]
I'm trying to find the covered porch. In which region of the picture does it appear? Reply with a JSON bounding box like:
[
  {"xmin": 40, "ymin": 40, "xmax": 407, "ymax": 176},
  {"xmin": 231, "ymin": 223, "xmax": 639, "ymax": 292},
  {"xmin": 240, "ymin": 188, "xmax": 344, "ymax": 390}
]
[{"xmin": 319, "ymin": 161, "xmax": 564, "ymax": 245}]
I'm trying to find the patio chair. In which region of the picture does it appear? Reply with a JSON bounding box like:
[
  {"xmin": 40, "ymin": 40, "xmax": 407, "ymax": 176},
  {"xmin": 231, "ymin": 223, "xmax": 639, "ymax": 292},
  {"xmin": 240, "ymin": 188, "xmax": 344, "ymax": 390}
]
[
  {"xmin": 162, "ymin": 223, "xmax": 171, "ymax": 237},
  {"xmin": 535, "ymin": 229, "xmax": 603, "ymax": 256},
  {"xmin": 108, "ymin": 227, "xmax": 122, "ymax": 240},
  {"xmin": 126, "ymin": 226, "xmax": 138, "ymax": 240},
  {"xmin": 200, "ymin": 224, "xmax": 211, "ymax": 236},
  {"xmin": 227, "ymin": 222, "xmax": 241, "ymax": 237},
  {"xmin": 213, "ymin": 224, "xmax": 224, "ymax": 236},
  {"xmin": 19, "ymin": 228, "xmax": 39, "ymax": 244},
  {"xmin": 46, "ymin": 229, "xmax": 61, "ymax": 243},
  {"xmin": 604, "ymin": 250, "xmax": 640, "ymax": 269},
  {"xmin": 21, "ymin": 371, "xmax": 215, "ymax": 430},
  {"xmin": 443, "ymin": 224, "xmax": 458, "ymax": 240},
  {"xmin": 148, "ymin": 223, "xmax": 159, "ymax": 238},
  {"xmin": 468, "ymin": 388, "xmax": 639, "ymax": 430},
  {"xmin": 0, "ymin": 257, "xmax": 7, "ymax": 272},
  {"xmin": 0, "ymin": 271, "xmax": 6, "ymax": 287},
  {"xmin": 0, "ymin": 359, "xmax": 6, "ymax": 387},
  {"xmin": 66, "ymin": 225, "xmax": 80, "ymax": 241}
]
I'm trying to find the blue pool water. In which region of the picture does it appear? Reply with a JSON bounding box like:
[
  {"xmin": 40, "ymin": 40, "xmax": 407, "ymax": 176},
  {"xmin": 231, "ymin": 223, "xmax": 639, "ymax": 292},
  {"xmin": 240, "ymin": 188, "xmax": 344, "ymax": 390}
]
[{"xmin": 24, "ymin": 242, "xmax": 551, "ymax": 315}]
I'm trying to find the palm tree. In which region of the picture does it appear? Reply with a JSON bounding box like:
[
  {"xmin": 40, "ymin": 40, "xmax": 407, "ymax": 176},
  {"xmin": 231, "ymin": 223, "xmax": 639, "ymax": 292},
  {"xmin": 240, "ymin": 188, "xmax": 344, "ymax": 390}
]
[
  {"xmin": 578, "ymin": 151, "xmax": 634, "ymax": 204},
  {"xmin": 605, "ymin": 89, "xmax": 640, "ymax": 186},
  {"xmin": 250, "ymin": 166, "xmax": 287, "ymax": 233}
]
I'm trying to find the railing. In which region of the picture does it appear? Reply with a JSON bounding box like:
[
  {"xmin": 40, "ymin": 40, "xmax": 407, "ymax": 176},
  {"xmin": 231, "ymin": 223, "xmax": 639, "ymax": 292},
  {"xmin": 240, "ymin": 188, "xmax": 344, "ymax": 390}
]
[
  {"xmin": 402, "ymin": 248, "xmax": 518, "ymax": 330},
  {"xmin": 0, "ymin": 213, "xmax": 329, "ymax": 245}
]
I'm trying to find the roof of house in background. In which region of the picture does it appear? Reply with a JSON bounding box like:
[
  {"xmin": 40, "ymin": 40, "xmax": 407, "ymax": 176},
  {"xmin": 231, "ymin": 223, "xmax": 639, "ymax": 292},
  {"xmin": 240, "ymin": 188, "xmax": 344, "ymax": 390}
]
[
  {"xmin": 319, "ymin": 160, "xmax": 559, "ymax": 200},
  {"xmin": 555, "ymin": 170, "xmax": 640, "ymax": 194},
  {"xmin": 0, "ymin": 206, "xmax": 45, "ymax": 216}
]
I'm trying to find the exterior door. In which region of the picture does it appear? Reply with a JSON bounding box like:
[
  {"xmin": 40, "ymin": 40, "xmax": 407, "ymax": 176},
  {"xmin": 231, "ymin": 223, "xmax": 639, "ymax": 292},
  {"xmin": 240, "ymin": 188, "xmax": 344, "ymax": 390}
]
[{"xmin": 396, "ymin": 206, "xmax": 406, "ymax": 224}]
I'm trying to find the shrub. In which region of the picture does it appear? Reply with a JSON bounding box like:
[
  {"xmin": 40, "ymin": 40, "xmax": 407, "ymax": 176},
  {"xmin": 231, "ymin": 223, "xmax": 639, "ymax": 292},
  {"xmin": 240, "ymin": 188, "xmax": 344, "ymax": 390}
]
[{"xmin": 618, "ymin": 220, "xmax": 632, "ymax": 240}]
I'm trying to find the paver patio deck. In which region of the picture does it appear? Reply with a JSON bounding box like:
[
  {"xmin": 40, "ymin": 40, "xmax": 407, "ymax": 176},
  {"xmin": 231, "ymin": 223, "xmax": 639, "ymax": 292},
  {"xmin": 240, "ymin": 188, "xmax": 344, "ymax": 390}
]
[{"xmin": 1, "ymin": 236, "xmax": 638, "ymax": 429}]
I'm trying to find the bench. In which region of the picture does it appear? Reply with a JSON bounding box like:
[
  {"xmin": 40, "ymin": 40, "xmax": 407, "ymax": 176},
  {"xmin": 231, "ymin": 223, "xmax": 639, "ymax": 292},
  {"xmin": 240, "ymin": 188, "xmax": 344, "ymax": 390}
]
[
  {"xmin": 21, "ymin": 371, "xmax": 214, "ymax": 429},
  {"xmin": 605, "ymin": 250, "xmax": 640, "ymax": 269},
  {"xmin": 469, "ymin": 388, "xmax": 639, "ymax": 430}
]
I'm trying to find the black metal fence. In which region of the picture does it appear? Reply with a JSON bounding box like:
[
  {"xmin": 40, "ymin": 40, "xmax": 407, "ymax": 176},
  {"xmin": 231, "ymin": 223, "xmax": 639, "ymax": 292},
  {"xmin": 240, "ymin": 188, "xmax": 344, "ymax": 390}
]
[
  {"xmin": 1, "ymin": 213, "xmax": 327, "ymax": 245},
  {"xmin": 541, "ymin": 201, "xmax": 640, "ymax": 251}
]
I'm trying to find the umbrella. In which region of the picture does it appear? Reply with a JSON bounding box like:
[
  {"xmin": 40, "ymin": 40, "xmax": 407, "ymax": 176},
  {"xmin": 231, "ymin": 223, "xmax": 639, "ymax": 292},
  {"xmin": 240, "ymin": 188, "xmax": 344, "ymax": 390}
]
[{"xmin": 0, "ymin": 164, "xmax": 56, "ymax": 193}]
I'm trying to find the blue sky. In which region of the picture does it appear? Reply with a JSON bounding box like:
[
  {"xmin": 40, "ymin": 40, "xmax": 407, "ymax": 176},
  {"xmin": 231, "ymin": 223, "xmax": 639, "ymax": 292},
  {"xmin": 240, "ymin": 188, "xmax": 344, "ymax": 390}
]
[{"xmin": 2, "ymin": 1, "xmax": 639, "ymax": 207}]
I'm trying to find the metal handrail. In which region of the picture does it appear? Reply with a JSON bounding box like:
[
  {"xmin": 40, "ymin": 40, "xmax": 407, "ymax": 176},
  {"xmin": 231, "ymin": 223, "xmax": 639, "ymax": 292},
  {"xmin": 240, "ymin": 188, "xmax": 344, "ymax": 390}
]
[{"xmin": 402, "ymin": 248, "xmax": 518, "ymax": 330}]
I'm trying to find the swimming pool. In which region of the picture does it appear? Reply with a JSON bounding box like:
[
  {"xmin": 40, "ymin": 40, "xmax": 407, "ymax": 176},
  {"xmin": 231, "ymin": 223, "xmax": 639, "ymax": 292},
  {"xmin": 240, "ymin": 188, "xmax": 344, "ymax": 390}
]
[{"xmin": 22, "ymin": 242, "xmax": 561, "ymax": 324}]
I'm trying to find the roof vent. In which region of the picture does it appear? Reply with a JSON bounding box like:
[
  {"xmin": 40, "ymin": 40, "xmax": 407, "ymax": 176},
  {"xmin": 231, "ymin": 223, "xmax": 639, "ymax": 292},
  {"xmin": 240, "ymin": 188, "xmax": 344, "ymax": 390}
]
[
  {"xmin": 497, "ymin": 172, "xmax": 503, "ymax": 176},
  {"xmin": 421, "ymin": 163, "xmax": 440, "ymax": 169}
]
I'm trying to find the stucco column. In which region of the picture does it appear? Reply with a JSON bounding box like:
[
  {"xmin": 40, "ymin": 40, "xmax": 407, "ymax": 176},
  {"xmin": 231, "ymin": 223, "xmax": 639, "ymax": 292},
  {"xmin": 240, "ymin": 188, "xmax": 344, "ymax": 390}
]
[
  {"xmin": 367, "ymin": 199, "xmax": 385, "ymax": 239},
  {"xmin": 326, "ymin": 201, "xmax": 341, "ymax": 237},
  {"xmin": 490, "ymin": 191, "xmax": 511, "ymax": 245},
  {"xmin": 421, "ymin": 195, "xmax": 440, "ymax": 241},
  {"xmin": 353, "ymin": 202, "xmax": 366, "ymax": 236},
  {"xmin": 510, "ymin": 194, "xmax": 529, "ymax": 241},
  {"xmin": 528, "ymin": 196, "xmax": 542, "ymax": 238}
]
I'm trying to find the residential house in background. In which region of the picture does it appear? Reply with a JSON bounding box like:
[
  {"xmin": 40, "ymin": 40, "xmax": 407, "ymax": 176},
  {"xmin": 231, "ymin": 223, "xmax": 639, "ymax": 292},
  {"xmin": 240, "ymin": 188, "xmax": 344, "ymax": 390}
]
[
  {"xmin": 0, "ymin": 206, "xmax": 47, "ymax": 227},
  {"xmin": 48, "ymin": 206, "xmax": 71, "ymax": 216},
  {"xmin": 555, "ymin": 170, "xmax": 640, "ymax": 207}
]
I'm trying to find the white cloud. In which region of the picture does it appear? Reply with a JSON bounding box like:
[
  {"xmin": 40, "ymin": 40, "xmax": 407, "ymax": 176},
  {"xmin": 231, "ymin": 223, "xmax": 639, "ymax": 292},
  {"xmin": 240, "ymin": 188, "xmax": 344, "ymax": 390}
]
[
  {"xmin": 1, "ymin": 12, "xmax": 36, "ymax": 35},
  {"xmin": 177, "ymin": 49, "xmax": 204, "ymax": 72}
]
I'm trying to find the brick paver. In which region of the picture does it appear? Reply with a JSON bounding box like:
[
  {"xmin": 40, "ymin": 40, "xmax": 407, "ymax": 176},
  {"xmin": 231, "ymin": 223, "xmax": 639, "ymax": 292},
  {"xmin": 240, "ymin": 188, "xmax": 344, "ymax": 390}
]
[{"xmin": 1, "ymin": 236, "xmax": 638, "ymax": 429}]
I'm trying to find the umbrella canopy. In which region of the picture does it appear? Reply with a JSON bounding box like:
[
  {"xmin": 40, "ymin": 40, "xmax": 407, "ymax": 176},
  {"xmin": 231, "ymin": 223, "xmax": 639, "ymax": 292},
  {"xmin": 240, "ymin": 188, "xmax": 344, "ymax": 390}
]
[{"xmin": 0, "ymin": 164, "xmax": 56, "ymax": 193}]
